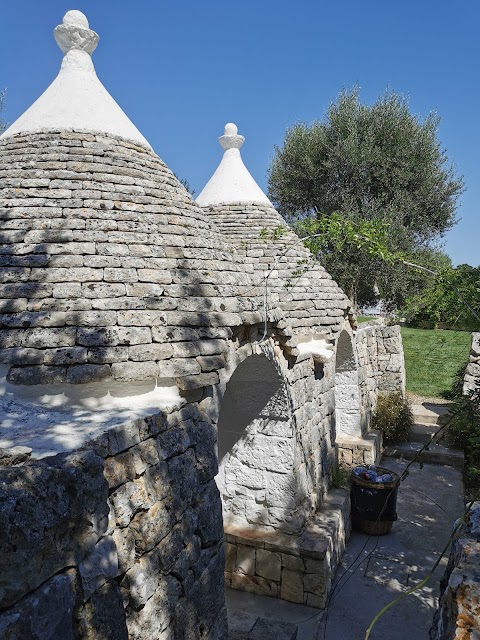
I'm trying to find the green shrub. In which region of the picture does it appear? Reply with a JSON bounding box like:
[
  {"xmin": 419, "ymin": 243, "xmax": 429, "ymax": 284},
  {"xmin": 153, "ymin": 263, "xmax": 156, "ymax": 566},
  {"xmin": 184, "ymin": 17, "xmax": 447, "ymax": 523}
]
[
  {"xmin": 447, "ymin": 380, "xmax": 480, "ymax": 488},
  {"xmin": 372, "ymin": 392, "xmax": 414, "ymax": 444}
]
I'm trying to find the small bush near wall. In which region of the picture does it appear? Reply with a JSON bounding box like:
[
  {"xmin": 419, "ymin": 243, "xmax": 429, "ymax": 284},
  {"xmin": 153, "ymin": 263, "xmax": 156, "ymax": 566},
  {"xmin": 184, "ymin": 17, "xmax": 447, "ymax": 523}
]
[
  {"xmin": 372, "ymin": 392, "xmax": 413, "ymax": 444},
  {"xmin": 447, "ymin": 375, "xmax": 480, "ymax": 488}
]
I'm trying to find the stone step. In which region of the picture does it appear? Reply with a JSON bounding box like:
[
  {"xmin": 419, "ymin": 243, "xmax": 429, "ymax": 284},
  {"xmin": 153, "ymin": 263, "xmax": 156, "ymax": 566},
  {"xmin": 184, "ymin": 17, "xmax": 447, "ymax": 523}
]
[
  {"xmin": 384, "ymin": 441, "xmax": 464, "ymax": 468},
  {"xmin": 411, "ymin": 403, "xmax": 451, "ymax": 426},
  {"xmin": 410, "ymin": 422, "xmax": 447, "ymax": 444}
]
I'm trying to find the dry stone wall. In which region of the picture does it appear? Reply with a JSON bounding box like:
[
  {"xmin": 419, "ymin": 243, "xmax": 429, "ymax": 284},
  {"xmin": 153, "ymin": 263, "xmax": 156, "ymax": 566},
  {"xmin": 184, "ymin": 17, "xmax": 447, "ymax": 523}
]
[
  {"xmin": 216, "ymin": 337, "xmax": 338, "ymax": 536},
  {"xmin": 224, "ymin": 489, "xmax": 350, "ymax": 609},
  {"xmin": 0, "ymin": 402, "xmax": 227, "ymax": 640},
  {"xmin": 335, "ymin": 322, "xmax": 404, "ymax": 468},
  {"xmin": 0, "ymin": 131, "xmax": 262, "ymax": 388},
  {"xmin": 430, "ymin": 502, "xmax": 480, "ymax": 640},
  {"xmin": 354, "ymin": 322, "xmax": 406, "ymax": 431},
  {"xmin": 200, "ymin": 203, "xmax": 350, "ymax": 338},
  {"xmin": 463, "ymin": 332, "xmax": 480, "ymax": 396}
]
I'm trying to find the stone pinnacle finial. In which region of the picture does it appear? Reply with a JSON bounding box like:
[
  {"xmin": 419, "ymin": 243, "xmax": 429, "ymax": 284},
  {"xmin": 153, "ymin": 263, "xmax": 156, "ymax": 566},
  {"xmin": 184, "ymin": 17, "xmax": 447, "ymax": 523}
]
[
  {"xmin": 54, "ymin": 10, "xmax": 99, "ymax": 55},
  {"xmin": 219, "ymin": 123, "xmax": 245, "ymax": 151}
]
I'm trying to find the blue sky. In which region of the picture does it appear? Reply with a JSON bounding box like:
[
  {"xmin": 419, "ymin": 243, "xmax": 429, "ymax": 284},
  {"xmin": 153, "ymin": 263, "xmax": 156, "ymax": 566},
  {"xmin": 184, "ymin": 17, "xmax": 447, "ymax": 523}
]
[{"xmin": 1, "ymin": 1, "xmax": 478, "ymax": 266}]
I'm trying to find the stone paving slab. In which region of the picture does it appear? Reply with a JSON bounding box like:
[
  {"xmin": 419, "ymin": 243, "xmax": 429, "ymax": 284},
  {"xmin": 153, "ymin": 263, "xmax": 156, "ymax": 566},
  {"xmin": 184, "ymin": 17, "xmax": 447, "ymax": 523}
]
[{"xmin": 227, "ymin": 457, "xmax": 464, "ymax": 640}]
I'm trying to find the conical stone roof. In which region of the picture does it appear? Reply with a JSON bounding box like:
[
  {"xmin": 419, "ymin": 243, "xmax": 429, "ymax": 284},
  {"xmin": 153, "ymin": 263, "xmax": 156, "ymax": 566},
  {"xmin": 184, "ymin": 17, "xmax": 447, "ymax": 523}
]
[
  {"xmin": 0, "ymin": 13, "xmax": 262, "ymax": 390},
  {"xmin": 197, "ymin": 124, "xmax": 351, "ymax": 340}
]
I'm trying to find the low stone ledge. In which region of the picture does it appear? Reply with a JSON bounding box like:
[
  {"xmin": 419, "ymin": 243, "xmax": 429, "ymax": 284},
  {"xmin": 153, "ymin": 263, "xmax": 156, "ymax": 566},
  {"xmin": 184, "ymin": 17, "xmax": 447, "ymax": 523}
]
[
  {"xmin": 336, "ymin": 431, "xmax": 382, "ymax": 468},
  {"xmin": 224, "ymin": 489, "xmax": 351, "ymax": 608}
]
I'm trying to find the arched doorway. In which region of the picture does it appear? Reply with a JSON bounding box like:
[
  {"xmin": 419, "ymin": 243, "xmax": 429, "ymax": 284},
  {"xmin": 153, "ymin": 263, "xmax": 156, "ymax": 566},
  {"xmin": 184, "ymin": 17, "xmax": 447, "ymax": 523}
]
[
  {"xmin": 216, "ymin": 354, "xmax": 302, "ymax": 532},
  {"xmin": 334, "ymin": 331, "xmax": 362, "ymax": 438}
]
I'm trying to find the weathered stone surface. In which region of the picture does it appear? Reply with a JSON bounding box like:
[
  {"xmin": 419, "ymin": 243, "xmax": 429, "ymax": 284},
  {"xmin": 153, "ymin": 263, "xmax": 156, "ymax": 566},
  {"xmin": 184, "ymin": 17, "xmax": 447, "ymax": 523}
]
[
  {"xmin": 76, "ymin": 579, "xmax": 128, "ymax": 640},
  {"xmin": 256, "ymin": 548, "xmax": 281, "ymax": 582},
  {"xmin": 0, "ymin": 445, "xmax": 32, "ymax": 466},
  {"xmin": 430, "ymin": 502, "xmax": 480, "ymax": 640},
  {"xmin": 0, "ymin": 571, "xmax": 77, "ymax": 639},
  {"xmin": 280, "ymin": 568, "xmax": 304, "ymax": 604},
  {"xmin": 78, "ymin": 535, "xmax": 120, "ymax": 600},
  {"xmin": 0, "ymin": 450, "xmax": 108, "ymax": 608}
]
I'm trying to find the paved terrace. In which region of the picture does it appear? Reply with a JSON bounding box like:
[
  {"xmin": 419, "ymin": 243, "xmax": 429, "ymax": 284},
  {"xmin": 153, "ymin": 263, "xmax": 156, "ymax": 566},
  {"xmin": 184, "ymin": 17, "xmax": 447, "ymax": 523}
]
[{"xmin": 227, "ymin": 456, "xmax": 464, "ymax": 640}]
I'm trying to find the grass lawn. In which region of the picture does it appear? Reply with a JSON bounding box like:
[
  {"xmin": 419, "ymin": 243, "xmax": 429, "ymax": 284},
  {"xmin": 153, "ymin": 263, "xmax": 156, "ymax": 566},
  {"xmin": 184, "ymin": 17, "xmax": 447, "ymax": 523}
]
[
  {"xmin": 401, "ymin": 327, "xmax": 472, "ymax": 398},
  {"xmin": 357, "ymin": 315, "xmax": 376, "ymax": 323}
]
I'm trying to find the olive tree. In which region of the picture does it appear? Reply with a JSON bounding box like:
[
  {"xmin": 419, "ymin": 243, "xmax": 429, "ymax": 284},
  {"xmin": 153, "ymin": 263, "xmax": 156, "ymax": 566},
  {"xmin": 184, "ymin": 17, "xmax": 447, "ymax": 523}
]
[{"xmin": 268, "ymin": 88, "xmax": 464, "ymax": 306}]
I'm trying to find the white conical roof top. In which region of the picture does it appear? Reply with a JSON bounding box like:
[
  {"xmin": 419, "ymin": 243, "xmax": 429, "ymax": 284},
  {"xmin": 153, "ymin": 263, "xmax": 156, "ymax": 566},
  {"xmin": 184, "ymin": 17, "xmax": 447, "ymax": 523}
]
[
  {"xmin": 0, "ymin": 10, "xmax": 151, "ymax": 149},
  {"xmin": 196, "ymin": 123, "xmax": 272, "ymax": 207}
]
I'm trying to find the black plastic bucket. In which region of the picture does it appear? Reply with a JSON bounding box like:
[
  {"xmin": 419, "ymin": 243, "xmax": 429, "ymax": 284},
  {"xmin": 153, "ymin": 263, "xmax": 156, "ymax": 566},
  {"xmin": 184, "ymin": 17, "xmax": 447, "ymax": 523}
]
[{"xmin": 350, "ymin": 466, "xmax": 399, "ymax": 535}]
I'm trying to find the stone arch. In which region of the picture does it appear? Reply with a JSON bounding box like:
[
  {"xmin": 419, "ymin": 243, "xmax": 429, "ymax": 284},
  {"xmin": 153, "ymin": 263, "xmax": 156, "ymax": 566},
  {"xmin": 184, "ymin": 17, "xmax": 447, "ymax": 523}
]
[
  {"xmin": 215, "ymin": 350, "xmax": 304, "ymax": 533},
  {"xmin": 334, "ymin": 330, "xmax": 362, "ymax": 438}
]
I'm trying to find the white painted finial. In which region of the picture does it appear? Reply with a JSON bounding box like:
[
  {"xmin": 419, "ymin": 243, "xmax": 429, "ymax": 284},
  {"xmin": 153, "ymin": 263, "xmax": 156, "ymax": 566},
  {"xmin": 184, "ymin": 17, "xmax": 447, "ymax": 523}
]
[
  {"xmin": 0, "ymin": 9, "xmax": 151, "ymax": 148},
  {"xmin": 196, "ymin": 122, "xmax": 272, "ymax": 207},
  {"xmin": 54, "ymin": 10, "xmax": 99, "ymax": 55},
  {"xmin": 219, "ymin": 122, "xmax": 245, "ymax": 151}
]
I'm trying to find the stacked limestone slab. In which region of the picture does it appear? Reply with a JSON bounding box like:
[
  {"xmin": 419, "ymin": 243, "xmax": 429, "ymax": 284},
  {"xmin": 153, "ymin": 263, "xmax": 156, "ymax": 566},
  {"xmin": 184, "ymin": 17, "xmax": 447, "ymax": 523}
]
[
  {"xmin": 464, "ymin": 332, "xmax": 480, "ymax": 396},
  {"xmin": 0, "ymin": 130, "xmax": 261, "ymax": 390},
  {"xmin": 202, "ymin": 201, "xmax": 350, "ymax": 338},
  {"xmin": 197, "ymin": 126, "xmax": 351, "ymax": 340}
]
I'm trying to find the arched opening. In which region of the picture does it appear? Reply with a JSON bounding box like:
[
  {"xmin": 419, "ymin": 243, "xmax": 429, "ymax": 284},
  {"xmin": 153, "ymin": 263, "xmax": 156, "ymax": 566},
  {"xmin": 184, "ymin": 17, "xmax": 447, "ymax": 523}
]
[
  {"xmin": 334, "ymin": 331, "xmax": 362, "ymax": 438},
  {"xmin": 216, "ymin": 354, "xmax": 300, "ymax": 531}
]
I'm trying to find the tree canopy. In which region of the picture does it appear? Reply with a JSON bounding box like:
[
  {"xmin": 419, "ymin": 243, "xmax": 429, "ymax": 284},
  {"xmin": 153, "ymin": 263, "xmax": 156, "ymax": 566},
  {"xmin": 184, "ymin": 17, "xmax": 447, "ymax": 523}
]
[
  {"xmin": 403, "ymin": 263, "xmax": 480, "ymax": 330},
  {"xmin": 267, "ymin": 88, "xmax": 464, "ymax": 306}
]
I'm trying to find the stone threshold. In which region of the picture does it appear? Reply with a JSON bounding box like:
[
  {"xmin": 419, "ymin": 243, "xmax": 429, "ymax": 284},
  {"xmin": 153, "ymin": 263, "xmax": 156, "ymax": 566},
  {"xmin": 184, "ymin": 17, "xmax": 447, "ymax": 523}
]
[{"xmin": 224, "ymin": 489, "xmax": 351, "ymax": 608}]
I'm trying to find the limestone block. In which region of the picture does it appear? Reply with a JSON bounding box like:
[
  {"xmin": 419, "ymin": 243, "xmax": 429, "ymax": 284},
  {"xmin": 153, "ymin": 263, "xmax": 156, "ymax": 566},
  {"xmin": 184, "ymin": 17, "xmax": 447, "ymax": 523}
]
[
  {"xmin": 175, "ymin": 372, "xmax": 220, "ymax": 390},
  {"xmin": 0, "ymin": 347, "xmax": 44, "ymax": 364},
  {"xmin": 128, "ymin": 497, "xmax": 178, "ymax": 556},
  {"xmin": 127, "ymin": 574, "xmax": 181, "ymax": 640},
  {"xmin": 143, "ymin": 461, "xmax": 171, "ymax": 504},
  {"xmin": 78, "ymin": 535, "xmax": 119, "ymax": 600},
  {"xmin": 128, "ymin": 343, "xmax": 173, "ymax": 361},
  {"xmin": 76, "ymin": 580, "xmax": 128, "ymax": 640},
  {"xmin": 225, "ymin": 543, "xmax": 237, "ymax": 573},
  {"xmin": 236, "ymin": 545, "xmax": 256, "ymax": 575},
  {"xmin": 256, "ymin": 548, "xmax": 281, "ymax": 581},
  {"xmin": 23, "ymin": 326, "xmax": 77, "ymax": 348},
  {"xmin": 280, "ymin": 568, "xmax": 304, "ymax": 604},
  {"xmin": 174, "ymin": 552, "xmax": 227, "ymax": 639},
  {"xmin": 158, "ymin": 358, "xmax": 201, "ymax": 377},
  {"xmin": 117, "ymin": 310, "xmax": 166, "ymax": 327},
  {"xmin": 67, "ymin": 363, "xmax": 112, "ymax": 384},
  {"xmin": 43, "ymin": 346, "xmax": 88, "ymax": 365},
  {"xmin": 196, "ymin": 481, "xmax": 223, "ymax": 547},
  {"xmin": 196, "ymin": 355, "xmax": 226, "ymax": 372},
  {"xmin": 335, "ymin": 383, "xmax": 361, "ymax": 409},
  {"xmin": 110, "ymin": 480, "xmax": 149, "ymax": 527},
  {"xmin": 0, "ymin": 445, "xmax": 32, "ymax": 466},
  {"xmin": 303, "ymin": 571, "xmax": 327, "ymax": 596},
  {"xmin": 235, "ymin": 434, "xmax": 293, "ymax": 474},
  {"xmin": 281, "ymin": 553, "xmax": 305, "ymax": 572},
  {"xmin": 0, "ymin": 571, "xmax": 77, "ymax": 640},
  {"xmin": 231, "ymin": 573, "xmax": 278, "ymax": 597},
  {"xmin": 111, "ymin": 361, "xmax": 158, "ymax": 381},
  {"xmin": 306, "ymin": 592, "xmax": 325, "ymax": 608},
  {"xmin": 87, "ymin": 346, "xmax": 128, "ymax": 363},
  {"xmin": 89, "ymin": 421, "xmax": 141, "ymax": 457},
  {"xmin": 266, "ymin": 471, "xmax": 299, "ymax": 508},
  {"xmin": 157, "ymin": 426, "xmax": 191, "ymax": 460},
  {"xmin": 0, "ymin": 451, "xmax": 107, "ymax": 608}
]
